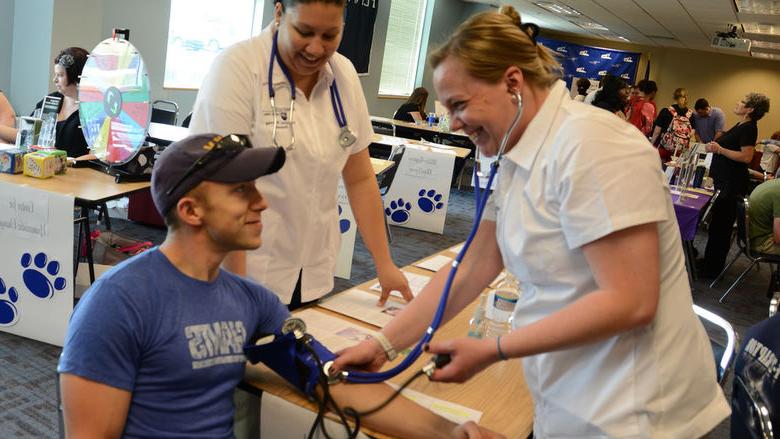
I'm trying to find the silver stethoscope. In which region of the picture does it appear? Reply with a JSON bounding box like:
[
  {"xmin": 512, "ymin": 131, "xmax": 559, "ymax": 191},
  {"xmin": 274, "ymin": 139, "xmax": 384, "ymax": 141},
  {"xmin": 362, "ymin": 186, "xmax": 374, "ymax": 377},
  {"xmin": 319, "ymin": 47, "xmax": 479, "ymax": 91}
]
[{"xmin": 268, "ymin": 30, "xmax": 356, "ymax": 151}]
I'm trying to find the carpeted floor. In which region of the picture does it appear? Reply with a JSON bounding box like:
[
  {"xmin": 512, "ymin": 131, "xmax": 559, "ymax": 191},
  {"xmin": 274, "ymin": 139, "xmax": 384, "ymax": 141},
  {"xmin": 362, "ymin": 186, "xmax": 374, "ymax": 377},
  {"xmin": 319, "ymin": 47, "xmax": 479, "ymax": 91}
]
[{"xmin": 0, "ymin": 187, "xmax": 772, "ymax": 438}]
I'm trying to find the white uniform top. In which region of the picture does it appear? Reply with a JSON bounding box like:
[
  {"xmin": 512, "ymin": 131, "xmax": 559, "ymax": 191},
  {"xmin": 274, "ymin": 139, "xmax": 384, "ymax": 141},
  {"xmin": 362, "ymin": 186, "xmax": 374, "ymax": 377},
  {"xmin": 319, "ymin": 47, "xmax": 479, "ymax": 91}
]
[
  {"xmin": 485, "ymin": 81, "xmax": 730, "ymax": 438},
  {"xmin": 190, "ymin": 26, "xmax": 373, "ymax": 303}
]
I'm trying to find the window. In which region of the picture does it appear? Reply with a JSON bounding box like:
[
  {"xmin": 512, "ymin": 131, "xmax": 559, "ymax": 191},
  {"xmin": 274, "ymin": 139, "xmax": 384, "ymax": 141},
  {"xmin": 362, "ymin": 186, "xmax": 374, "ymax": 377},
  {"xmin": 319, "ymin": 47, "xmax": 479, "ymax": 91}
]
[
  {"xmin": 164, "ymin": 0, "xmax": 263, "ymax": 89},
  {"xmin": 378, "ymin": 0, "xmax": 428, "ymax": 96}
]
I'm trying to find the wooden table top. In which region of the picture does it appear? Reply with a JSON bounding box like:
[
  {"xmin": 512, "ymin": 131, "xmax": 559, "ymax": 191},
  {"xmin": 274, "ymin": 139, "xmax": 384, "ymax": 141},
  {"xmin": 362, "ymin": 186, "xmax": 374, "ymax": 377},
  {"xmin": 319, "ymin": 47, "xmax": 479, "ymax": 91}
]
[
  {"xmin": 370, "ymin": 157, "xmax": 395, "ymax": 176},
  {"xmin": 243, "ymin": 246, "xmax": 534, "ymax": 438},
  {"xmin": 0, "ymin": 166, "xmax": 150, "ymax": 203},
  {"xmin": 371, "ymin": 116, "xmax": 470, "ymax": 139},
  {"xmin": 372, "ymin": 134, "xmax": 471, "ymax": 159}
]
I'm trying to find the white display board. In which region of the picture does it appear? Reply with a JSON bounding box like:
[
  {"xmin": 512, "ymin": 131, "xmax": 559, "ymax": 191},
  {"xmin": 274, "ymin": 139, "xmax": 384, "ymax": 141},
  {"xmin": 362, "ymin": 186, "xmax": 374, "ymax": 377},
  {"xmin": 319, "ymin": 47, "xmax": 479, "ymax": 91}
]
[
  {"xmin": 383, "ymin": 146, "xmax": 455, "ymax": 234},
  {"xmin": 0, "ymin": 182, "xmax": 74, "ymax": 346},
  {"xmin": 334, "ymin": 179, "xmax": 357, "ymax": 280}
]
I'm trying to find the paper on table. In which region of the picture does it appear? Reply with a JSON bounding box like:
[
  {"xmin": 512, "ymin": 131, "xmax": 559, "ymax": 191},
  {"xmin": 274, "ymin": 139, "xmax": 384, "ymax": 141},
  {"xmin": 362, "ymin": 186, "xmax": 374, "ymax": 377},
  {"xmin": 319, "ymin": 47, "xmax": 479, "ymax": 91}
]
[
  {"xmin": 294, "ymin": 308, "xmax": 378, "ymax": 352},
  {"xmin": 670, "ymin": 189, "xmax": 699, "ymax": 199},
  {"xmin": 414, "ymin": 254, "xmax": 452, "ymax": 272},
  {"xmin": 388, "ymin": 383, "xmax": 482, "ymax": 425},
  {"xmin": 319, "ymin": 289, "xmax": 405, "ymax": 328},
  {"xmin": 448, "ymin": 243, "xmax": 464, "ymax": 254},
  {"xmin": 375, "ymin": 134, "xmax": 407, "ymax": 147},
  {"xmin": 369, "ymin": 270, "xmax": 432, "ymax": 298}
]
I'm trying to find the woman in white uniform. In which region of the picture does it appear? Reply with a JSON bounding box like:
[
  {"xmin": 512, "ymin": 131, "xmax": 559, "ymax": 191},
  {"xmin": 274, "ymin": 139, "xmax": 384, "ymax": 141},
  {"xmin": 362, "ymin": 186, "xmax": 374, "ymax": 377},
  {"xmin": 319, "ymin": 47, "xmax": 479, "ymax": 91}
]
[
  {"xmin": 334, "ymin": 6, "xmax": 730, "ymax": 437},
  {"xmin": 189, "ymin": 0, "xmax": 411, "ymax": 308}
]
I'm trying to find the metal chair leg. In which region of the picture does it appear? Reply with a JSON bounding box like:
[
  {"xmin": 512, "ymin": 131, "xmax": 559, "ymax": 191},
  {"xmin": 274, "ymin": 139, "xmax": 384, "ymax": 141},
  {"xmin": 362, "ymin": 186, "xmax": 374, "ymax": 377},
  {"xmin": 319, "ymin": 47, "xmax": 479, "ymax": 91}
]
[
  {"xmin": 710, "ymin": 250, "xmax": 743, "ymax": 288},
  {"xmin": 719, "ymin": 260, "xmax": 760, "ymax": 303}
]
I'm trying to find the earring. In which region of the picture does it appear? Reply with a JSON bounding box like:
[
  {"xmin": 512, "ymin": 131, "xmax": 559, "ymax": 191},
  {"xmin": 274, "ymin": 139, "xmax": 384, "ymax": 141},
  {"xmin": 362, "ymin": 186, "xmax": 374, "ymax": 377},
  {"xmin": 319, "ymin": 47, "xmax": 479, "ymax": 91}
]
[{"xmin": 510, "ymin": 91, "xmax": 519, "ymax": 103}]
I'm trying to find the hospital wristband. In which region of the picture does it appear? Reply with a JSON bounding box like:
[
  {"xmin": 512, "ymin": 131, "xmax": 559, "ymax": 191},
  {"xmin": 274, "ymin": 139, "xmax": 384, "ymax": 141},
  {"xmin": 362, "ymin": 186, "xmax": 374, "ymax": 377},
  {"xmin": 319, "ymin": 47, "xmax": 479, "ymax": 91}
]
[{"xmin": 372, "ymin": 332, "xmax": 397, "ymax": 361}]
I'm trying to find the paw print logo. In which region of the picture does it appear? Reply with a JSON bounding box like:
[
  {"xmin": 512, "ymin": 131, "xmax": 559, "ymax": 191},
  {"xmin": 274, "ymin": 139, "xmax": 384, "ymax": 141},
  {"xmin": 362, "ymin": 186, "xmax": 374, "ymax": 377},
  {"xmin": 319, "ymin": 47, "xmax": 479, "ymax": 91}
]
[
  {"xmin": 0, "ymin": 278, "xmax": 19, "ymax": 326},
  {"xmin": 21, "ymin": 252, "xmax": 67, "ymax": 299},
  {"xmin": 338, "ymin": 205, "xmax": 351, "ymax": 234},
  {"xmin": 417, "ymin": 189, "xmax": 445, "ymax": 214},
  {"xmin": 385, "ymin": 198, "xmax": 412, "ymax": 224}
]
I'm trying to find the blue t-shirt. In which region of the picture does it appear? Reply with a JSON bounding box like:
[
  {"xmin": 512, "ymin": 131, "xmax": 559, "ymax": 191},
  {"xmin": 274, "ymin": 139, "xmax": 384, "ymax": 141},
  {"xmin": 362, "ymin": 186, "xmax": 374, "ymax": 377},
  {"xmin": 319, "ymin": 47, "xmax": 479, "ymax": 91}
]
[
  {"xmin": 731, "ymin": 314, "xmax": 780, "ymax": 437},
  {"xmin": 692, "ymin": 106, "xmax": 726, "ymax": 143},
  {"xmin": 58, "ymin": 248, "xmax": 289, "ymax": 438}
]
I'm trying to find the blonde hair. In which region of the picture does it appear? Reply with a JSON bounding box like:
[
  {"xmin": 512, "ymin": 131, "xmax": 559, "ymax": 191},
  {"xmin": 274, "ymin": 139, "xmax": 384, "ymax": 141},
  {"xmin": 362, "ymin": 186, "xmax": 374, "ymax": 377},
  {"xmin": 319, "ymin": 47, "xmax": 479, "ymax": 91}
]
[{"xmin": 429, "ymin": 5, "xmax": 561, "ymax": 87}]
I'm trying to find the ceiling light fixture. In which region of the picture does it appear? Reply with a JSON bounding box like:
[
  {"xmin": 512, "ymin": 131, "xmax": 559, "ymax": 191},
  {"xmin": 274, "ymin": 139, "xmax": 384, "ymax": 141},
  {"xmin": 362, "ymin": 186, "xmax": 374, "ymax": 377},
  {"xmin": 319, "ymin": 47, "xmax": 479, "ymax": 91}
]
[
  {"xmin": 572, "ymin": 20, "xmax": 609, "ymax": 32},
  {"xmin": 752, "ymin": 50, "xmax": 780, "ymax": 59},
  {"xmin": 736, "ymin": 0, "xmax": 780, "ymax": 15},
  {"xmin": 534, "ymin": 2, "xmax": 582, "ymax": 16},
  {"xmin": 743, "ymin": 22, "xmax": 780, "ymax": 35},
  {"xmin": 751, "ymin": 39, "xmax": 780, "ymax": 50}
]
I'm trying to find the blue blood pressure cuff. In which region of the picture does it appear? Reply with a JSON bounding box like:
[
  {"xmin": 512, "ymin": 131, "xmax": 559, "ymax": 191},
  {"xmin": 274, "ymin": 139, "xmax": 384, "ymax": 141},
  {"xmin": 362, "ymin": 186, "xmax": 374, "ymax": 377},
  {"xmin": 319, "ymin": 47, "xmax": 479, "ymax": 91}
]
[{"xmin": 244, "ymin": 320, "xmax": 336, "ymax": 397}]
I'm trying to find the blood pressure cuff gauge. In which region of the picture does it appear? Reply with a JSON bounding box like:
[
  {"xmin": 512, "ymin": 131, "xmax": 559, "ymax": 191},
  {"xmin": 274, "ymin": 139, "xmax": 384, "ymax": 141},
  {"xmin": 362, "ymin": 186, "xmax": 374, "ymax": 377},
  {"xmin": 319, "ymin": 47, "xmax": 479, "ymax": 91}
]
[{"xmin": 244, "ymin": 318, "xmax": 337, "ymax": 397}]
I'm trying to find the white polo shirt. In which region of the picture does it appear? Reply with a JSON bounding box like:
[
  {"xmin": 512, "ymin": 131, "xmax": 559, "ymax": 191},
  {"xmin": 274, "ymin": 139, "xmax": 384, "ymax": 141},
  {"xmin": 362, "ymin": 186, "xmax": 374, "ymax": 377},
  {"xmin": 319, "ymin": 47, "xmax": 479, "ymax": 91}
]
[
  {"xmin": 486, "ymin": 81, "xmax": 730, "ymax": 437},
  {"xmin": 190, "ymin": 26, "xmax": 373, "ymax": 303}
]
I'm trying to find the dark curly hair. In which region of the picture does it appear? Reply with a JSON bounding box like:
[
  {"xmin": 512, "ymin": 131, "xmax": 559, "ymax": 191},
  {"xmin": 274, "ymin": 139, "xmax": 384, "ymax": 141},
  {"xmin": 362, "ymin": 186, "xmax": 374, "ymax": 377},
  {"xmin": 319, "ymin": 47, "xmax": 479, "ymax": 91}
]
[
  {"xmin": 744, "ymin": 92, "xmax": 770, "ymax": 121},
  {"xmin": 54, "ymin": 47, "xmax": 89, "ymax": 86}
]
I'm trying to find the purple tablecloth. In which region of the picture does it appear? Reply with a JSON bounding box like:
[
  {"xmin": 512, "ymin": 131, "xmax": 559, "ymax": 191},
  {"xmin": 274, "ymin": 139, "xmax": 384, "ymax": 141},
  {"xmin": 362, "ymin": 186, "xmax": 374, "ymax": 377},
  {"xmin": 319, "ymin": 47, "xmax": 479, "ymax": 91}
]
[{"xmin": 671, "ymin": 189, "xmax": 713, "ymax": 241}]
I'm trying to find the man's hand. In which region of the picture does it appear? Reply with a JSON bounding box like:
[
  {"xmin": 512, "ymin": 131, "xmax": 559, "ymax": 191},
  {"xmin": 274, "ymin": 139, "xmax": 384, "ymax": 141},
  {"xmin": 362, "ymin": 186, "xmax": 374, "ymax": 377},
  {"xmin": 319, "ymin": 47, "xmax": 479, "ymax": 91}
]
[
  {"xmin": 425, "ymin": 337, "xmax": 498, "ymax": 383},
  {"xmin": 377, "ymin": 264, "xmax": 413, "ymax": 305},
  {"xmin": 452, "ymin": 421, "xmax": 507, "ymax": 439},
  {"xmin": 332, "ymin": 337, "xmax": 388, "ymax": 373}
]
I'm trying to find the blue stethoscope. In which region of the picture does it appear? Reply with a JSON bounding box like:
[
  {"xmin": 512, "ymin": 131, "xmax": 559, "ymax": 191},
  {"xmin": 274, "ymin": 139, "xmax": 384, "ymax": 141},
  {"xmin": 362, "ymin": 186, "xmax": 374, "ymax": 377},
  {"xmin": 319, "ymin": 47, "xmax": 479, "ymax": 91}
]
[{"xmin": 268, "ymin": 30, "xmax": 356, "ymax": 151}]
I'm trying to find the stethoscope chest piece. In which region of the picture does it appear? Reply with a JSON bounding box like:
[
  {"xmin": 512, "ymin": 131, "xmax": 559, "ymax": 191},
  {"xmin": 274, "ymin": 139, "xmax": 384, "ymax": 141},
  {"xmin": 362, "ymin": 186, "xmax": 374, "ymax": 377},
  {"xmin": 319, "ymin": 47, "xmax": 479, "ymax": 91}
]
[{"xmin": 339, "ymin": 126, "xmax": 356, "ymax": 148}]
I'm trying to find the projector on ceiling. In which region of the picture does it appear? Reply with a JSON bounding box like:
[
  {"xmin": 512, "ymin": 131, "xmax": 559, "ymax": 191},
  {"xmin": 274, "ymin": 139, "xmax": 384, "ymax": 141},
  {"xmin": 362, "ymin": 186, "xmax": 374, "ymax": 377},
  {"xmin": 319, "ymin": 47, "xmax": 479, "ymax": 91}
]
[{"xmin": 711, "ymin": 35, "xmax": 752, "ymax": 52}]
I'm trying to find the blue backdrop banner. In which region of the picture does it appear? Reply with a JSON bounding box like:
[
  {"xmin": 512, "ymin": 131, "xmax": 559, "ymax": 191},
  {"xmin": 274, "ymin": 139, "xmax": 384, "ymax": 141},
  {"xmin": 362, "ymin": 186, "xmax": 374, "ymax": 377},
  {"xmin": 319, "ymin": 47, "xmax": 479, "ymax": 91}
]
[{"xmin": 537, "ymin": 37, "xmax": 640, "ymax": 87}]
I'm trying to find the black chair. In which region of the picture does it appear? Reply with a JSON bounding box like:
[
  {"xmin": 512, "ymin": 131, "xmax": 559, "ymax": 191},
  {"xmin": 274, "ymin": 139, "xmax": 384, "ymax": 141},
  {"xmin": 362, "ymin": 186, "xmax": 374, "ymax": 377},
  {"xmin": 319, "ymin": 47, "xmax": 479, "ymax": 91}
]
[
  {"xmin": 181, "ymin": 112, "xmax": 192, "ymax": 128},
  {"xmin": 151, "ymin": 99, "xmax": 179, "ymax": 125},
  {"xmin": 699, "ymin": 188, "xmax": 721, "ymax": 230},
  {"xmin": 710, "ymin": 197, "xmax": 780, "ymax": 303},
  {"xmin": 731, "ymin": 375, "xmax": 775, "ymax": 439},
  {"xmin": 693, "ymin": 304, "xmax": 738, "ymax": 385}
]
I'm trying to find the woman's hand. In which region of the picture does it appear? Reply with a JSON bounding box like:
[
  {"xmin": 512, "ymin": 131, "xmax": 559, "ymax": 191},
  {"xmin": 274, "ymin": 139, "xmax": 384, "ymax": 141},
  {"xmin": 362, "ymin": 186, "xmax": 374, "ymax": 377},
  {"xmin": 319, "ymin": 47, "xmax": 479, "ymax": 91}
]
[
  {"xmin": 377, "ymin": 264, "xmax": 413, "ymax": 305},
  {"xmin": 452, "ymin": 421, "xmax": 507, "ymax": 439},
  {"xmin": 705, "ymin": 141, "xmax": 721, "ymax": 154},
  {"xmin": 425, "ymin": 337, "xmax": 499, "ymax": 383},
  {"xmin": 332, "ymin": 337, "xmax": 387, "ymax": 374}
]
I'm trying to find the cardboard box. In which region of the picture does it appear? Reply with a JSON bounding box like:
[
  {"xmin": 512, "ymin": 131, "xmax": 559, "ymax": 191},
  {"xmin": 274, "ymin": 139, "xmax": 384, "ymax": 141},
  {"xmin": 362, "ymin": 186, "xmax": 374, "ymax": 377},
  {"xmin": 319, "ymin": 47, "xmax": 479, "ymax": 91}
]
[
  {"xmin": 0, "ymin": 148, "xmax": 25, "ymax": 174},
  {"xmin": 23, "ymin": 152, "xmax": 57, "ymax": 179}
]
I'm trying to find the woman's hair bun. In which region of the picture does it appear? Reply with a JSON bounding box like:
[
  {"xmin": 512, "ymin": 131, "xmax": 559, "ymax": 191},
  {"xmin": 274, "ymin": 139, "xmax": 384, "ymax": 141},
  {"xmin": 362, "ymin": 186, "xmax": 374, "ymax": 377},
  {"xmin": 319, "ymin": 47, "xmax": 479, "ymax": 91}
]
[{"xmin": 498, "ymin": 5, "xmax": 522, "ymax": 28}]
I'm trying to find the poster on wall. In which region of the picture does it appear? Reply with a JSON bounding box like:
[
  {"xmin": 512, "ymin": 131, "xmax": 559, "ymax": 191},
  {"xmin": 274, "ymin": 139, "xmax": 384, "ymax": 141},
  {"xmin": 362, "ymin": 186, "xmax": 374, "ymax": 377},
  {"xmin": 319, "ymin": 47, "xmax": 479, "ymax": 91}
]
[
  {"xmin": 335, "ymin": 179, "xmax": 357, "ymax": 280},
  {"xmin": 537, "ymin": 37, "xmax": 640, "ymax": 87},
  {"xmin": 337, "ymin": 0, "xmax": 378, "ymax": 74},
  {"xmin": 383, "ymin": 146, "xmax": 455, "ymax": 234},
  {"xmin": 0, "ymin": 182, "xmax": 74, "ymax": 346}
]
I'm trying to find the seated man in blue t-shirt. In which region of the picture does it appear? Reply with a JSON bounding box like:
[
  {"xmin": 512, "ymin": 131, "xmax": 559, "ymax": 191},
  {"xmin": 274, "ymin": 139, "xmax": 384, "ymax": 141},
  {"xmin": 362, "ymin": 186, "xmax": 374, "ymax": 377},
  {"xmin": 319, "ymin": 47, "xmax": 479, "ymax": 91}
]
[
  {"xmin": 731, "ymin": 313, "xmax": 780, "ymax": 437},
  {"xmin": 58, "ymin": 133, "xmax": 494, "ymax": 439}
]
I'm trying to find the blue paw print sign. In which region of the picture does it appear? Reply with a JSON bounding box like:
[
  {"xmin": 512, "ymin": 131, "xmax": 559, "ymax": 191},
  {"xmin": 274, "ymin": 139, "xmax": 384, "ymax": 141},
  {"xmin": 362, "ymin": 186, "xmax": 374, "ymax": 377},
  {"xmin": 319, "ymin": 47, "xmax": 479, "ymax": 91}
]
[
  {"xmin": 21, "ymin": 252, "xmax": 67, "ymax": 299},
  {"xmin": 0, "ymin": 181, "xmax": 75, "ymax": 346},
  {"xmin": 381, "ymin": 145, "xmax": 454, "ymax": 234},
  {"xmin": 335, "ymin": 180, "xmax": 358, "ymax": 280},
  {"xmin": 385, "ymin": 198, "xmax": 412, "ymax": 224}
]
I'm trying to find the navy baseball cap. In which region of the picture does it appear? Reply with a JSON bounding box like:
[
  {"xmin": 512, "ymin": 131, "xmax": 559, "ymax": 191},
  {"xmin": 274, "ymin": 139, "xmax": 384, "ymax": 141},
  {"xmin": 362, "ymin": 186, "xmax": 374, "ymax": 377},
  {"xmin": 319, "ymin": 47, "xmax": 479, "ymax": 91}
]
[{"xmin": 151, "ymin": 133, "xmax": 285, "ymax": 216}]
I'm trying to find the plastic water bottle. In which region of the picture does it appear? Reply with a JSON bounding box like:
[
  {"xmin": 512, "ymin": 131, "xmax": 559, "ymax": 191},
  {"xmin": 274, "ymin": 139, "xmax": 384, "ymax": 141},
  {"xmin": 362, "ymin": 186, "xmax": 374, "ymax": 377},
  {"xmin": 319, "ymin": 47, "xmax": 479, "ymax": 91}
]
[
  {"xmin": 438, "ymin": 113, "xmax": 450, "ymax": 133},
  {"xmin": 483, "ymin": 274, "xmax": 520, "ymax": 338},
  {"xmin": 427, "ymin": 112, "xmax": 436, "ymax": 128},
  {"xmin": 468, "ymin": 292, "xmax": 488, "ymax": 338}
]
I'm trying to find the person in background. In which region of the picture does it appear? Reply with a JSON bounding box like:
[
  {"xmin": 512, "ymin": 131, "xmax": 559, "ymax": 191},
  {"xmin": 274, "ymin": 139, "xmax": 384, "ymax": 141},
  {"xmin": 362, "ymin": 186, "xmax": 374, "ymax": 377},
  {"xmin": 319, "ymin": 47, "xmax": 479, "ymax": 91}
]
[
  {"xmin": 757, "ymin": 131, "xmax": 780, "ymax": 176},
  {"xmin": 584, "ymin": 73, "xmax": 611, "ymax": 105},
  {"xmin": 573, "ymin": 77, "xmax": 589, "ymax": 102},
  {"xmin": 30, "ymin": 47, "xmax": 90, "ymax": 157},
  {"xmin": 58, "ymin": 133, "xmax": 498, "ymax": 439},
  {"xmin": 190, "ymin": 0, "xmax": 412, "ymax": 309},
  {"xmin": 394, "ymin": 86, "xmax": 429, "ymax": 122},
  {"xmin": 335, "ymin": 5, "xmax": 729, "ymax": 437},
  {"xmin": 591, "ymin": 75, "xmax": 629, "ymax": 119},
  {"xmin": 692, "ymin": 98, "xmax": 725, "ymax": 143},
  {"xmin": 748, "ymin": 178, "xmax": 780, "ymax": 255},
  {"xmin": 627, "ymin": 79, "xmax": 657, "ymax": 137},
  {"xmin": 700, "ymin": 92, "xmax": 770, "ymax": 277},
  {"xmin": 650, "ymin": 87, "xmax": 697, "ymax": 162},
  {"xmin": 0, "ymin": 90, "xmax": 17, "ymax": 143},
  {"xmin": 730, "ymin": 313, "xmax": 780, "ymax": 438}
]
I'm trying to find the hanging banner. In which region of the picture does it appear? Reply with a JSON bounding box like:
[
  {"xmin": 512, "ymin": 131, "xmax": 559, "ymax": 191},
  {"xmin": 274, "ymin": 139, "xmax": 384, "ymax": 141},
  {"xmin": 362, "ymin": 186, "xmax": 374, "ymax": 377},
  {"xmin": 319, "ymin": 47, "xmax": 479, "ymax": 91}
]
[
  {"xmin": 538, "ymin": 37, "xmax": 640, "ymax": 87},
  {"xmin": 337, "ymin": 0, "xmax": 378, "ymax": 74},
  {"xmin": 383, "ymin": 146, "xmax": 455, "ymax": 234},
  {"xmin": 0, "ymin": 182, "xmax": 74, "ymax": 346}
]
